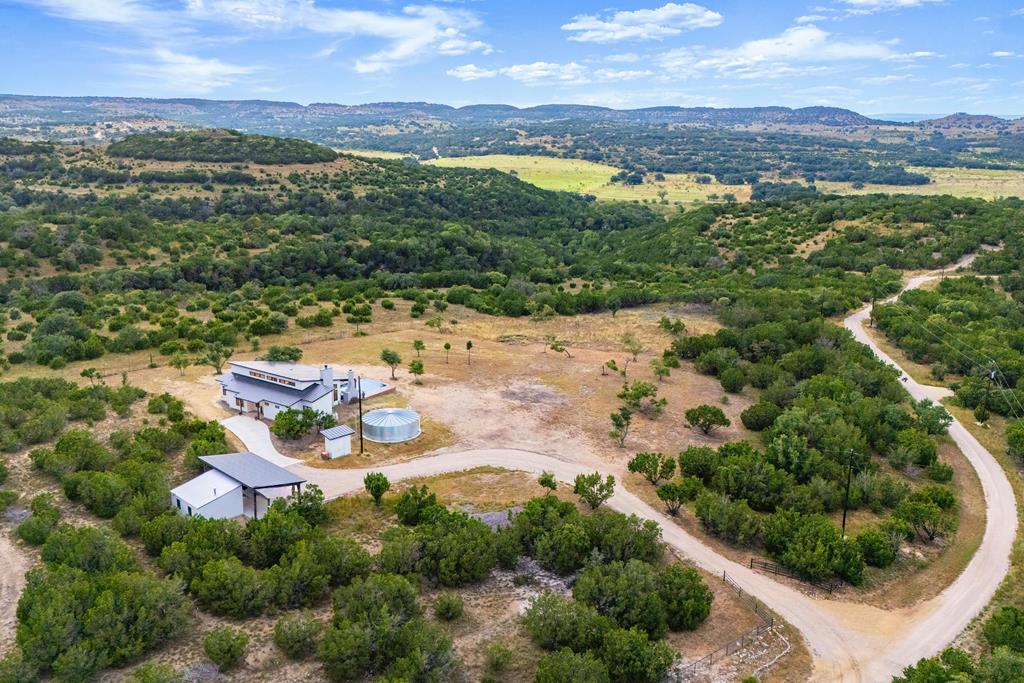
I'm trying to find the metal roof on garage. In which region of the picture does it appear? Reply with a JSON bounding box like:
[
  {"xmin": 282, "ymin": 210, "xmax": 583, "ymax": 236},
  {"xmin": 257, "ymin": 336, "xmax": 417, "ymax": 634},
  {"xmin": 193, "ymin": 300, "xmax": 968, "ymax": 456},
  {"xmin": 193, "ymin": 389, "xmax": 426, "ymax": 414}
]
[{"xmin": 198, "ymin": 452, "xmax": 306, "ymax": 489}]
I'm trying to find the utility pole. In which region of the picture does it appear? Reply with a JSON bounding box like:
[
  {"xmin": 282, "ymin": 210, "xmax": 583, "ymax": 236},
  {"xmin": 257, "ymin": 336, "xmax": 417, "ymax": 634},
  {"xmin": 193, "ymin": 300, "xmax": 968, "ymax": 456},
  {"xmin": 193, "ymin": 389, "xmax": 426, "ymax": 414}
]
[
  {"xmin": 841, "ymin": 448, "xmax": 858, "ymax": 537},
  {"xmin": 357, "ymin": 376, "xmax": 365, "ymax": 454}
]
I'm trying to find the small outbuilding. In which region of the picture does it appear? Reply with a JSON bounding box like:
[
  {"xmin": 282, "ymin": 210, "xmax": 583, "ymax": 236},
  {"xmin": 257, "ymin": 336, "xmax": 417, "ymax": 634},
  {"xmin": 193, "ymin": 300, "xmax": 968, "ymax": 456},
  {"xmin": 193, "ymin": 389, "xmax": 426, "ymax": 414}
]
[
  {"xmin": 170, "ymin": 469, "xmax": 243, "ymax": 519},
  {"xmin": 321, "ymin": 424, "xmax": 355, "ymax": 459},
  {"xmin": 169, "ymin": 452, "xmax": 306, "ymax": 520},
  {"xmin": 362, "ymin": 408, "xmax": 421, "ymax": 444}
]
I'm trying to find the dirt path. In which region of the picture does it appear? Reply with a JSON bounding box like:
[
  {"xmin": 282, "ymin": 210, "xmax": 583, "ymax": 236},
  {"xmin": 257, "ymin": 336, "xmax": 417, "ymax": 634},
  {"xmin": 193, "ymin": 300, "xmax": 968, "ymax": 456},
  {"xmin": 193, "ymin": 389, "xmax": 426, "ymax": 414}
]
[{"xmin": 0, "ymin": 527, "xmax": 32, "ymax": 652}]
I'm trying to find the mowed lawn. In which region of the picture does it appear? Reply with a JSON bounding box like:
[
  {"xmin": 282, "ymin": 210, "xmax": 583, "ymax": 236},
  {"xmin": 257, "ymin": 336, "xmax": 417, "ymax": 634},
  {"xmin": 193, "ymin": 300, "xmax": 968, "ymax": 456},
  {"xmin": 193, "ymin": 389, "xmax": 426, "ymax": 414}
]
[
  {"xmin": 817, "ymin": 165, "xmax": 1024, "ymax": 199},
  {"xmin": 424, "ymin": 154, "xmax": 751, "ymax": 203}
]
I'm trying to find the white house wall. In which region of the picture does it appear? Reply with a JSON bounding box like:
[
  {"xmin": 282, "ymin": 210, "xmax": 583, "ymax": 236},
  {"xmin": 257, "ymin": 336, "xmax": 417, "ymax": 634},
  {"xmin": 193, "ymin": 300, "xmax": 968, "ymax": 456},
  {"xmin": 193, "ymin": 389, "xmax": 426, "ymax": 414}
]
[{"xmin": 198, "ymin": 487, "xmax": 244, "ymax": 519}]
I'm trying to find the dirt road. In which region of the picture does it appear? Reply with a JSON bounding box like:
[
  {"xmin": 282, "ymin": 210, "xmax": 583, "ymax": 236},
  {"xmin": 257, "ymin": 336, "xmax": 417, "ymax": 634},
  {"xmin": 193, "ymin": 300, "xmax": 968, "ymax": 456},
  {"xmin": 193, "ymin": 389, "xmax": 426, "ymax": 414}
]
[{"xmin": 277, "ymin": 255, "xmax": 1016, "ymax": 682}]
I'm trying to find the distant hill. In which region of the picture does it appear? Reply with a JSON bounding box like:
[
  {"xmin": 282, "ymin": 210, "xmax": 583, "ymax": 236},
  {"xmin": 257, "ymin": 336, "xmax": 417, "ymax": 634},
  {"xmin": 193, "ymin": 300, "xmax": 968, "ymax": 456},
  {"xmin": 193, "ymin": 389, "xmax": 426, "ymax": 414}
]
[
  {"xmin": 107, "ymin": 129, "xmax": 338, "ymax": 164},
  {"xmin": 0, "ymin": 94, "xmax": 894, "ymax": 129}
]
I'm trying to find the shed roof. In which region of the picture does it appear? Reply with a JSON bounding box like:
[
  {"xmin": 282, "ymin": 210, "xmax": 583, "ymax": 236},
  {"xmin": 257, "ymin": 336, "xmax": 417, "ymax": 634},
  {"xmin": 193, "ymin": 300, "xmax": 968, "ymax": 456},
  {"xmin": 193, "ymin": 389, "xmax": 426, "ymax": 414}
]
[
  {"xmin": 199, "ymin": 452, "xmax": 306, "ymax": 489},
  {"xmin": 321, "ymin": 425, "xmax": 355, "ymax": 440},
  {"xmin": 170, "ymin": 469, "xmax": 242, "ymax": 509}
]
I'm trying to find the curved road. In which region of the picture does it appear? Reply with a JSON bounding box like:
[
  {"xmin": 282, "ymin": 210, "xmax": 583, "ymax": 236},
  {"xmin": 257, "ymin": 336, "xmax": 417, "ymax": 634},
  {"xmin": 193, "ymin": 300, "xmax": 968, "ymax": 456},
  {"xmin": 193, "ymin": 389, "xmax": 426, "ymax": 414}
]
[{"xmin": 245, "ymin": 259, "xmax": 1016, "ymax": 682}]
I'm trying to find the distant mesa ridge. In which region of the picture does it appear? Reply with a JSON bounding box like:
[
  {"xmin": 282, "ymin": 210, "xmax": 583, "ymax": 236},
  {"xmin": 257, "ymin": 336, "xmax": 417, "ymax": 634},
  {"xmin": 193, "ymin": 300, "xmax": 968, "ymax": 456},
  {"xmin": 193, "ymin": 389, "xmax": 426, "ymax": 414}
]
[{"xmin": 0, "ymin": 94, "xmax": 955, "ymax": 127}]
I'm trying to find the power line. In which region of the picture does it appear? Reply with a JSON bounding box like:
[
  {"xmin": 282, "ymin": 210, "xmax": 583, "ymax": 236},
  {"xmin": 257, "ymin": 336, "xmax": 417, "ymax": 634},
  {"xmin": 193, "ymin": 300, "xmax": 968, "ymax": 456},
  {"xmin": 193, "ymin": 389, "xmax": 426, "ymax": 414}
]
[{"xmin": 874, "ymin": 299, "xmax": 1024, "ymax": 420}]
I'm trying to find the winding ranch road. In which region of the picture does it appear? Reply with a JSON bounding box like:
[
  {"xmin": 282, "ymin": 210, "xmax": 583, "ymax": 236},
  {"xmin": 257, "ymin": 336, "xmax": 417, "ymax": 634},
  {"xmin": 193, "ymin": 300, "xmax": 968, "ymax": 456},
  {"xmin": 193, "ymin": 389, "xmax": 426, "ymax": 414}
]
[{"xmin": 271, "ymin": 259, "xmax": 1017, "ymax": 682}]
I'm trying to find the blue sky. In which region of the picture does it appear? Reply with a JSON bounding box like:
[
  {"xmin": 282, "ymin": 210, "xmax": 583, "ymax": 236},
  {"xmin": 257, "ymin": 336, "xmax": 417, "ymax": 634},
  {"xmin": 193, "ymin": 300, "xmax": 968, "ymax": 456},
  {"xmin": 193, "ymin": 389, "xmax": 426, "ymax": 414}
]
[{"xmin": 1, "ymin": 0, "xmax": 1023, "ymax": 114}]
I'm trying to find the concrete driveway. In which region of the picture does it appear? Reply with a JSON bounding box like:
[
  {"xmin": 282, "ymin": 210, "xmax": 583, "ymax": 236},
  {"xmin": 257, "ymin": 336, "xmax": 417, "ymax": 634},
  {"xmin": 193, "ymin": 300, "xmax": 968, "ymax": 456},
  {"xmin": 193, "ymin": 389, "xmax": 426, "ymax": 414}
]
[{"xmin": 221, "ymin": 414, "xmax": 302, "ymax": 467}]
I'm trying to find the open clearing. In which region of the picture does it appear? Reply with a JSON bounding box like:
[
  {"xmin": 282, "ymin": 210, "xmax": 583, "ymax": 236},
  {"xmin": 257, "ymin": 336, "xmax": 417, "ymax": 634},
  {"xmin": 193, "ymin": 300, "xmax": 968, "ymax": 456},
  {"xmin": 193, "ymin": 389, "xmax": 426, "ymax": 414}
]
[
  {"xmin": 424, "ymin": 153, "xmax": 752, "ymax": 203},
  {"xmin": 818, "ymin": 165, "xmax": 1024, "ymax": 199},
  {"xmin": 420, "ymin": 154, "xmax": 1024, "ymax": 201}
]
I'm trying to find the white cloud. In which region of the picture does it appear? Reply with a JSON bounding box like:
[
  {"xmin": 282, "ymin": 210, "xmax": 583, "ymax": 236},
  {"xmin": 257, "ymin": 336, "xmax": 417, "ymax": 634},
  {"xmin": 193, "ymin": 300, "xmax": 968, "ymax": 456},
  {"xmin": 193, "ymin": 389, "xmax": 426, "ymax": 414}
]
[
  {"xmin": 446, "ymin": 64, "xmax": 497, "ymax": 81},
  {"xmin": 991, "ymin": 51, "xmax": 1019, "ymax": 58},
  {"xmin": 437, "ymin": 38, "xmax": 493, "ymax": 56},
  {"xmin": 499, "ymin": 62, "xmax": 589, "ymax": 86},
  {"xmin": 1013, "ymin": 8, "xmax": 1024, "ymax": 16},
  {"xmin": 838, "ymin": 0, "xmax": 943, "ymax": 14},
  {"xmin": 606, "ymin": 52, "xmax": 642, "ymax": 63},
  {"xmin": 656, "ymin": 24, "xmax": 933, "ymax": 80},
  {"xmin": 857, "ymin": 73, "xmax": 914, "ymax": 84},
  {"xmin": 17, "ymin": 0, "xmax": 164, "ymax": 25},
  {"xmin": 126, "ymin": 48, "xmax": 255, "ymax": 92},
  {"xmin": 594, "ymin": 68, "xmax": 653, "ymax": 81},
  {"xmin": 562, "ymin": 3, "xmax": 722, "ymax": 43},
  {"xmin": 20, "ymin": 0, "xmax": 489, "ymax": 74},
  {"xmin": 796, "ymin": 14, "xmax": 828, "ymax": 23}
]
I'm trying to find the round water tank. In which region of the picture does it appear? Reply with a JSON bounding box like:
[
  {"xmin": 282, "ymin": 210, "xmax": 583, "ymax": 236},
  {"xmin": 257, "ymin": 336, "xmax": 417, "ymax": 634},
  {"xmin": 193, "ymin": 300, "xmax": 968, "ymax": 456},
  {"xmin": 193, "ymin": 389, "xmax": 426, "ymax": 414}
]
[{"xmin": 362, "ymin": 408, "xmax": 421, "ymax": 444}]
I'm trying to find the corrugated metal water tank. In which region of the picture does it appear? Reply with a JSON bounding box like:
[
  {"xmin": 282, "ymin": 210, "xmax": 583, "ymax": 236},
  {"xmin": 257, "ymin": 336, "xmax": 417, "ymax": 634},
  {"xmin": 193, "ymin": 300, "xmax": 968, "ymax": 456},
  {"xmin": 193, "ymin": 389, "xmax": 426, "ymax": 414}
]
[{"xmin": 362, "ymin": 408, "xmax": 421, "ymax": 443}]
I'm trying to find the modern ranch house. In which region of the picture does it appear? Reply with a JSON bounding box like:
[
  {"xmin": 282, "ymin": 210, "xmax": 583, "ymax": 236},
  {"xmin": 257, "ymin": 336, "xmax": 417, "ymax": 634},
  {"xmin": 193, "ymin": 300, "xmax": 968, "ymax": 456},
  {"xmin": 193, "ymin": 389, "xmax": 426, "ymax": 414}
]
[{"xmin": 217, "ymin": 360, "xmax": 355, "ymax": 420}]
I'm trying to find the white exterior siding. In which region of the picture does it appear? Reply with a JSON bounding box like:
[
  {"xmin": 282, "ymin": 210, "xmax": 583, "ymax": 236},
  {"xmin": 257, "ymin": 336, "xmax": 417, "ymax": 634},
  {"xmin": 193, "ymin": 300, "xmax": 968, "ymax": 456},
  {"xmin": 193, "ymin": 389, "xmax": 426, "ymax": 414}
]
[
  {"xmin": 171, "ymin": 485, "xmax": 243, "ymax": 519},
  {"xmin": 325, "ymin": 435, "xmax": 352, "ymax": 458}
]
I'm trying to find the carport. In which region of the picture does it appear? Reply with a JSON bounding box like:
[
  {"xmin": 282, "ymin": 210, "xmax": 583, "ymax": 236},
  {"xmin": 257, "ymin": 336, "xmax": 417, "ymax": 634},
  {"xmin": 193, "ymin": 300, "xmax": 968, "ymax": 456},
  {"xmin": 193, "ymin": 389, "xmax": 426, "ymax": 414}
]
[{"xmin": 198, "ymin": 452, "xmax": 306, "ymax": 520}]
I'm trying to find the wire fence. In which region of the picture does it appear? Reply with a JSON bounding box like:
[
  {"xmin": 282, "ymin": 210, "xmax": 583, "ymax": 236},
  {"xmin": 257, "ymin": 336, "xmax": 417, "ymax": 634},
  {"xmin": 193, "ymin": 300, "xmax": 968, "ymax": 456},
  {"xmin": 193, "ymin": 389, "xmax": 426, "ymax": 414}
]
[
  {"xmin": 671, "ymin": 571, "xmax": 775, "ymax": 681},
  {"xmin": 749, "ymin": 557, "xmax": 841, "ymax": 595}
]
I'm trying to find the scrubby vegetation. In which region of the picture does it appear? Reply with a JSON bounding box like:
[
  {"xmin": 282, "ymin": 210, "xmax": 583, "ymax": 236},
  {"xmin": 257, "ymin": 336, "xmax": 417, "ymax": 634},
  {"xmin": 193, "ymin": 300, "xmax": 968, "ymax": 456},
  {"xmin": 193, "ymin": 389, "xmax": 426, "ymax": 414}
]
[{"xmin": 108, "ymin": 130, "xmax": 338, "ymax": 164}]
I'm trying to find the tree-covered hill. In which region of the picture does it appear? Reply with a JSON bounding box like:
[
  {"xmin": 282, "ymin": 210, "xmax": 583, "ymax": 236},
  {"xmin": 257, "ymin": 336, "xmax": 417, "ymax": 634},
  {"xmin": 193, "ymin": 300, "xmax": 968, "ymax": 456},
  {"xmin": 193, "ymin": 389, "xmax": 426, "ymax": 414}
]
[{"xmin": 107, "ymin": 129, "xmax": 338, "ymax": 165}]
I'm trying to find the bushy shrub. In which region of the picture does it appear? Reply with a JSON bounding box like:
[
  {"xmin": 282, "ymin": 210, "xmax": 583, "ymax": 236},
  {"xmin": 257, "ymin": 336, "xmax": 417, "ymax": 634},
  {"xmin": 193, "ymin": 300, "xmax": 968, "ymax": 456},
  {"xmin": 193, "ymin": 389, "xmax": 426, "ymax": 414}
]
[
  {"xmin": 535, "ymin": 649, "xmax": 610, "ymax": 683},
  {"xmin": 203, "ymin": 627, "xmax": 248, "ymax": 672},
  {"xmin": 273, "ymin": 611, "xmax": 321, "ymax": 660},
  {"xmin": 433, "ymin": 592, "xmax": 464, "ymax": 621},
  {"xmin": 741, "ymin": 401, "xmax": 782, "ymax": 431}
]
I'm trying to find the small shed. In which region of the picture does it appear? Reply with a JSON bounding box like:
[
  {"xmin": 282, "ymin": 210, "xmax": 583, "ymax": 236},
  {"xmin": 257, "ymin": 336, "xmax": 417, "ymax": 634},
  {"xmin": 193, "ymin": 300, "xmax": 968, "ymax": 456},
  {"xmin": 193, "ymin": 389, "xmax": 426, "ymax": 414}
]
[
  {"xmin": 321, "ymin": 424, "xmax": 355, "ymax": 459},
  {"xmin": 170, "ymin": 469, "xmax": 243, "ymax": 519},
  {"xmin": 362, "ymin": 408, "xmax": 421, "ymax": 444}
]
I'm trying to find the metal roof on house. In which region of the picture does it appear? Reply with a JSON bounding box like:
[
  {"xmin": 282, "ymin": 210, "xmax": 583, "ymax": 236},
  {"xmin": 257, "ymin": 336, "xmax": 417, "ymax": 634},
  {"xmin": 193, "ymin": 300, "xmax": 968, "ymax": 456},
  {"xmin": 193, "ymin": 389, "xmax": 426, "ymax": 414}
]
[
  {"xmin": 320, "ymin": 425, "xmax": 355, "ymax": 440},
  {"xmin": 170, "ymin": 469, "xmax": 242, "ymax": 509},
  {"xmin": 198, "ymin": 452, "xmax": 306, "ymax": 489},
  {"xmin": 217, "ymin": 372, "xmax": 332, "ymax": 407},
  {"xmin": 228, "ymin": 360, "xmax": 328, "ymax": 383}
]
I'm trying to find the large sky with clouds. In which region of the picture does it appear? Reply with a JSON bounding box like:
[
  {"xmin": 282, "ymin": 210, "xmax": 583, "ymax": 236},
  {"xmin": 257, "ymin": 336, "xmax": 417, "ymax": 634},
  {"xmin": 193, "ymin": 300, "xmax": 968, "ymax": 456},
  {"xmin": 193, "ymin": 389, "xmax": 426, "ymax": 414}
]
[{"xmin": 2, "ymin": 0, "xmax": 1023, "ymax": 114}]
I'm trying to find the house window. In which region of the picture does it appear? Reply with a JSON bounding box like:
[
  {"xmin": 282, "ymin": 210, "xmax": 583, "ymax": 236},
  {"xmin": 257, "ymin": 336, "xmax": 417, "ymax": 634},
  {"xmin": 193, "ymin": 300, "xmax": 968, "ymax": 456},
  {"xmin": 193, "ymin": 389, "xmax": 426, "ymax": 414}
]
[
  {"xmin": 176, "ymin": 499, "xmax": 181, "ymax": 510},
  {"xmin": 187, "ymin": 506, "xmax": 192, "ymax": 516}
]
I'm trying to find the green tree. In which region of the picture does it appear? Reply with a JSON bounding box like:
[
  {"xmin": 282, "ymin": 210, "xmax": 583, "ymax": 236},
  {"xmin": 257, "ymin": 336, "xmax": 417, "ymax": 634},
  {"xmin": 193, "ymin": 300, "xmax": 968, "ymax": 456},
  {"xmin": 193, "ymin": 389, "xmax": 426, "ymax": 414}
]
[
  {"xmin": 274, "ymin": 611, "xmax": 321, "ymax": 660},
  {"xmin": 573, "ymin": 560, "xmax": 668, "ymax": 637},
  {"xmin": 573, "ymin": 472, "xmax": 615, "ymax": 510},
  {"xmin": 380, "ymin": 349, "xmax": 402, "ymax": 379},
  {"xmin": 203, "ymin": 627, "xmax": 248, "ymax": 672},
  {"xmin": 346, "ymin": 304, "xmax": 372, "ymax": 336},
  {"xmin": 412, "ymin": 339, "xmax": 425, "ymax": 357},
  {"xmin": 984, "ymin": 606, "xmax": 1024, "ymax": 653},
  {"xmin": 261, "ymin": 346, "xmax": 303, "ymax": 362},
  {"xmin": 617, "ymin": 381, "xmax": 666, "ymax": 418},
  {"xmin": 621, "ymin": 333, "xmax": 644, "ymax": 361},
  {"xmin": 466, "ymin": 340, "xmax": 474, "ymax": 364},
  {"xmin": 650, "ymin": 358, "xmax": 670, "ymax": 382},
  {"xmin": 535, "ymin": 649, "xmax": 610, "ymax": 683},
  {"xmin": 913, "ymin": 399, "xmax": 953, "ymax": 436},
  {"xmin": 408, "ymin": 359, "xmax": 424, "ymax": 384},
  {"xmin": 685, "ymin": 405, "xmax": 731, "ymax": 435},
  {"xmin": 538, "ymin": 470, "xmax": 557, "ymax": 494},
  {"xmin": 169, "ymin": 353, "xmax": 190, "ymax": 375},
  {"xmin": 656, "ymin": 478, "xmax": 702, "ymax": 516},
  {"xmin": 364, "ymin": 472, "xmax": 390, "ymax": 506},
  {"xmin": 600, "ymin": 627, "xmax": 674, "ymax": 683},
  {"xmin": 1008, "ymin": 420, "xmax": 1024, "ymax": 460},
  {"xmin": 198, "ymin": 343, "xmax": 233, "ymax": 374},
  {"xmin": 659, "ymin": 564, "xmax": 713, "ymax": 630},
  {"xmin": 609, "ymin": 407, "xmax": 633, "ymax": 448},
  {"xmin": 627, "ymin": 452, "xmax": 676, "ymax": 485},
  {"xmin": 443, "ymin": 342, "xmax": 451, "ymax": 363}
]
